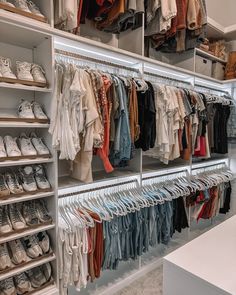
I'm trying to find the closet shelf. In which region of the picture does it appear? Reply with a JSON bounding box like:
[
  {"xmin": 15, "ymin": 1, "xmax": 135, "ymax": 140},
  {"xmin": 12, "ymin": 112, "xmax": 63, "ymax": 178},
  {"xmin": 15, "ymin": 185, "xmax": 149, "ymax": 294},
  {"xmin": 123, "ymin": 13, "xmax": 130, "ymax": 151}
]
[
  {"xmin": 0, "ymin": 82, "xmax": 52, "ymax": 92},
  {"xmin": 31, "ymin": 283, "xmax": 58, "ymax": 295},
  {"xmin": 0, "ymin": 77, "xmax": 48, "ymax": 88},
  {"xmin": 195, "ymin": 48, "xmax": 227, "ymax": 64},
  {"xmin": 0, "ymin": 253, "xmax": 56, "ymax": 281},
  {"xmin": 0, "ymin": 223, "xmax": 55, "ymax": 244},
  {"xmin": 0, "ymin": 154, "xmax": 51, "ymax": 162},
  {"xmin": 0, "ymin": 157, "xmax": 53, "ymax": 167},
  {"xmin": 0, "ymin": 189, "xmax": 54, "ymax": 206},
  {"xmin": 0, "ymin": 121, "xmax": 50, "ymax": 128}
]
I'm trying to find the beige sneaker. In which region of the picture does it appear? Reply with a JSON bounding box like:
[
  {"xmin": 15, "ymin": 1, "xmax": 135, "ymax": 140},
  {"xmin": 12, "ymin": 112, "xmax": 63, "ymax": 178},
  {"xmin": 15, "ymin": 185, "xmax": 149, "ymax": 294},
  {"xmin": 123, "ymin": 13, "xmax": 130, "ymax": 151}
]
[
  {"xmin": 0, "ymin": 243, "xmax": 11, "ymax": 270},
  {"xmin": 8, "ymin": 239, "xmax": 28, "ymax": 265},
  {"xmin": 8, "ymin": 204, "xmax": 26, "ymax": 230},
  {"xmin": 0, "ymin": 277, "xmax": 16, "ymax": 295},
  {"xmin": 0, "ymin": 206, "xmax": 12, "ymax": 234},
  {"xmin": 14, "ymin": 272, "xmax": 31, "ymax": 295},
  {"xmin": 0, "ymin": 175, "xmax": 10, "ymax": 198}
]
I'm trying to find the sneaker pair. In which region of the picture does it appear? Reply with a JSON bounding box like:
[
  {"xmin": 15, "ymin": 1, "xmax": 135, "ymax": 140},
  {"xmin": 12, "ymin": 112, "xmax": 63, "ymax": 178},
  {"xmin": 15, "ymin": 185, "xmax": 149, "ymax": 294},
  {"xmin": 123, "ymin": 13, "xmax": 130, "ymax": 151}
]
[
  {"xmin": 0, "ymin": 271, "xmax": 31, "ymax": 295},
  {"xmin": 18, "ymin": 100, "xmax": 48, "ymax": 120},
  {"xmin": 0, "ymin": 204, "xmax": 26, "ymax": 233},
  {"xmin": 22, "ymin": 231, "xmax": 50, "ymax": 258},
  {"xmin": 18, "ymin": 132, "xmax": 50, "ymax": 157},
  {"xmin": 0, "ymin": 136, "xmax": 21, "ymax": 158},
  {"xmin": 23, "ymin": 200, "xmax": 52, "ymax": 226},
  {"xmin": 26, "ymin": 262, "xmax": 52, "ymax": 288}
]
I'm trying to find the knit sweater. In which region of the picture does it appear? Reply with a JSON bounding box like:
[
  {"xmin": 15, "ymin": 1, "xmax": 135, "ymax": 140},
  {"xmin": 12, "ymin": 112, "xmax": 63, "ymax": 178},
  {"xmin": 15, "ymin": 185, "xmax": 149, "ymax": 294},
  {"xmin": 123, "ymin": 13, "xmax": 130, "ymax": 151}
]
[
  {"xmin": 176, "ymin": 0, "xmax": 188, "ymax": 30},
  {"xmin": 161, "ymin": 0, "xmax": 177, "ymax": 20}
]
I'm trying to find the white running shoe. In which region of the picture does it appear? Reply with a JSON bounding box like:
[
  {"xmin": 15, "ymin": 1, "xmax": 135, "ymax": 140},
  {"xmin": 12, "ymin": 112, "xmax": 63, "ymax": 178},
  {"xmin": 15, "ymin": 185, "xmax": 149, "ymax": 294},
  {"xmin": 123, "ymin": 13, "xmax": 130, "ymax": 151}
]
[
  {"xmin": 33, "ymin": 165, "xmax": 50, "ymax": 190},
  {"xmin": 0, "ymin": 0, "xmax": 15, "ymax": 7},
  {"xmin": 35, "ymin": 200, "xmax": 52, "ymax": 223},
  {"xmin": 41, "ymin": 262, "xmax": 52, "ymax": 282},
  {"xmin": 37, "ymin": 231, "xmax": 50, "ymax": 254},
  {"xmin": 0, "ymin": 206, "xmax": 12, "ymax": 234},
  {"xmin": 26, "ymin": 267, "xmax": 46, "ymax": 288},
  {"xmin": 31, "ymin": 64, "xmax": 46, "ymax": 83},
  {"xmin": 0, "ymin": 277, "xmax": 16, "ymax": 295},
  {"xmin": 30, "ymin": 132, "xmax": 49, "ymax": 155},
  {"xmin": 14, "ymin": 272, "xmax": 31, "ymax": 295},
  {"xmin": 18, "ymin": 166, "xmax": 37, "ymax": 192},
  {"xmin": 4, "ymin": 136, "xmax": 21, "ymax": 157},
  {"xmin": 16, "ymin": 61, "xmax": 34, "ymax": 81},
  {"xmin": 0, "ymin": 57, "xmax": 16, "ymax": 79},
  {"xmin": 0, "ymin": 136, "xmax": 7, "ymax": 158},
  {"xmin": 27, "ymin": 0, "xmax": 44, "ymax": 17},
  {"xmin": 22, "ymin": 201, "xmax": 40, "ymax": 226},
  {"xmin": 32, "ymin": 102, "xmax": 48, "ymax": 120},
  {"xmin": 8, "ymin": 204, "xmax": 26, "ymax": 230},
  {"xmin": 0, "ymin": 243, "xmax": 11, "ymax": 271},
  {"xmin": 18, "ymin": 133, "xmax": 37, "ymax": 156},
  {"xmin": 8, "ymin": 239, "xmax": 28, "ymax": 265},
  {"xmin": 5, "ymin": 172, "xmax": 23, "ymax": 194},
  {"xmin": 22, "ymin": 235, "xmax": 43, "ymax": 259},
  {"xmin": 18, "ymin": 99, "xmax": 35, "ymax": 120},
  {"xmin": 0, "ymin": 175, "xmax": 10, "ymax": 198},
  {"xmin": 14, "ymin": 0, "xmax": 31, "ymax": 12}
]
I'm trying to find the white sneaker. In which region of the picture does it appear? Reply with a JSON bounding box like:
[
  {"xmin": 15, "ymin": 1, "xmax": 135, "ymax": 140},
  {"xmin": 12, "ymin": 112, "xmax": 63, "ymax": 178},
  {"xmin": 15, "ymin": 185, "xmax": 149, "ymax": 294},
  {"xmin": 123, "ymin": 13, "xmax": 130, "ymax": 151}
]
[
  {"xmin": 8, "ymin": 204, "xmax": 26, "ymax": 230},
  {"xmin": 0, "ymin": 136, "xmax": 7, "ymax": 158},
  {"xmin": 0, "ymin": 0, "xmax": 15, "ymax": 8},
  {"xmin": 34, "ymin": 165, "xmax": 50, "ymax": 190},
  {"xmin": 16, "ymin": 61, "xmax": 34, "ymax": 81},
  {"xmin": 4, "ymin": 136, "xmax": 21, "ymax": 157},
  {"xmin": 18, "ymin": 166, "xmax": 37, "ymax": 192},
  {"xmin": 35, "ymin": 200, "xmax": 52, "ymax": 223},
  {"xmin": 0, "ymin": 57, "xmax": 16, "ymax": 79},
  {"xmin": 22, "ymin": 201, "xmax": 40, "ymax": 226},
  {"xmin": 0, "ymin": 206, "xmax": 12, "ymax": 234},
  {"xmin": 32, "ymin": 102, "xmax": 48, "ymax": 120},
  {"xmin": 14, "ymin": 0, "xmax": 31, "ymax": 13},
  {"xmin": 31, "ymin": 64, "xmax": 46, "ymax": 83},
  {"xmin": 0, "ymin": 243, "xmax": 11, "ymax": 271},
  {"xmin": 18, "ymin": 99, "xmax": 35, "ymax": 120},
  {"xmin": 0, "ymin": 175, "xmax": 10, "ymax": 198},
  {"xmin": 14, "ymin": 272, "xmax": 31, "ymax": 295},
  {"xmin": 27, "ymin": 0, "xmax": 44, "ymax": 17},
  {"xmin": 8, "ymin": 239, "xmax": 28, "ymax": 265},
  {"xmin": 30, "ymin": 132, "xmax": 49, "ymax": 155},
  {"xmin": 37, "ymin": 231, "xmax": 50, "ymax": 254},
  {"xmin": 0, "ymin": 277, "xmax": 16, "ymax": 295},
  {"xmin": 26, "ymin": 267, "xmax": 46, "ymax": 288},
  {"xmin": 5, "ymin": 172, "xmax": 24, "ymax": 194},
  {"xmin": 22, "ymin": 235, "xmax": 43, "ymax": 259},
  {"xmin": 41, "ymin": 263, "xmax": 52, "ymax": 282},
  {"xmin": 18, "ymin": 133, "xmax": 37, "ymax": 156}
]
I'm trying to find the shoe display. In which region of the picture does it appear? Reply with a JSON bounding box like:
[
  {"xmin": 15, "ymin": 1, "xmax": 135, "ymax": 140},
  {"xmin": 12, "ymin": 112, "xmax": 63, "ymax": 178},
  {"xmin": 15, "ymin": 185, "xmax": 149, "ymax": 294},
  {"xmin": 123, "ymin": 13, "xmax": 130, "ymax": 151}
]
[
  {"xmin": 14, "ymin": 0, "xmax": 31, "ymax": 13},
  {"xmin": 31, "ymin": 64, "xmax": 46, "ymax": 83},
  {"xmin": 8, "ymin": 204, "xmax": 26, "ymax": 230},
  {"xmin": 14, "ymin": 272, "xmax": 31, "ymax": 295},
  {"xmin": 26, "ymin": 267, "xmax": 46, "ymax": 288},
  {"xmin": 22, "ymin": 235, "xmax": 43, "ymax": 259},
  {"xmin": 18, "ymin": 133, "xmax": 37, "ymax": 156},
  {"xmin": 18, "ymin": 100, "xmax": 35, "ymax": 120},
  {"xmin": 37, "ymin": 231, "xmax": 50, "ymax": 254},
  {"xmin": 4, "ymin": 136, "xmax": 21, "ymax": 157},
  {"xmin": 31, "ymin": 102, "xmax": 48, "ymax": 120},
  {"xmin": 40, "ymin": 262, "xmax": 52, "ymax": 282},
  {"xmin": 0, "ymin": 206, "xmax": 12, "ymax": 234},
  {"xmin": 5, "ymin": 172, "xmax": 23, "ymax": 194},
  {"xmin": 22, "ymin": 201, "xmax": 40, "ymax": 226},
  {"xmin": 8, "ymin": 239, "xmax": 28, "ymax": 265},
  {"xmin": 0, "ymin": 136, "xmax": 7, "ymax": 158},
  {"xmin": 30, "ymin": 132, "xmax": 50, "ymax": 155},
  {"xmin": 0, "ymin": 57, "xmax": 16, "ymax": 79},
  {"xmin": 18, "ymin": 166, "xmax": 37, "ymax": 192},
  {"xmin": 27, "ymin": 0, "xmax": 44, "ymax": 17},
  {"xmin": 0, "ymin": 277, "xmax": 16, "ymax": 295},
  {"xmin": 34, "ymin": 165, "xmax": 50, "ymax": 190},
  {"xmin": 35, "ymin": 200, "xmax": 52, "ymax": 223},
  {"xmin": 0, "ymin": 243, "xmax": 11, "ymax": 270},
  {"xmin": 0, "ymin": 0, "xmax": 15, "ymax": 7},
  {"xmin": 0, "ymin": 175, "xmax": 10, "ymax": 198},
  {"xmin": 16, "ymin": 61, "xmax": 34, "ymax": 81}
]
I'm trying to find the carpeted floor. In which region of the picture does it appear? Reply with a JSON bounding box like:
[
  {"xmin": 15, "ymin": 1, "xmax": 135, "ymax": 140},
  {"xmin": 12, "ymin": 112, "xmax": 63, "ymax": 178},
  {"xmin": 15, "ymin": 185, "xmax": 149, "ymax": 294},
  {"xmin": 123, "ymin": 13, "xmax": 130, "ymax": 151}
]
[{"xmin": 115, "ymin": 266, "xmax": 163, "ymax": 295}]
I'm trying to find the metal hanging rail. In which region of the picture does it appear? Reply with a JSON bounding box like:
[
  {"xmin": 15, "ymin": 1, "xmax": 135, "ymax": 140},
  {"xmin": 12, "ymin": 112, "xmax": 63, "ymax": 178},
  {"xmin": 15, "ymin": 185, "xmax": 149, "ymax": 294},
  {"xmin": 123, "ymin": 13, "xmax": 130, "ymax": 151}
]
[{"xmin": 143, "ymin": 71, "xmax": 192, "ymax": 86}]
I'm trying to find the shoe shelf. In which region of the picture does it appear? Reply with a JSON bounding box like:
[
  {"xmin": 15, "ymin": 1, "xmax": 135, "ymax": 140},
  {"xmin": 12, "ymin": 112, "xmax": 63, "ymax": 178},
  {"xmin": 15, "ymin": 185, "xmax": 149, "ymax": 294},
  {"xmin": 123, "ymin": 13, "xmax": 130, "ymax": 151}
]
[
  {"xmin": 24, "ymin": 280, "xmax": 56, "ymax": 295},
  {"xmin": 0, "ymin": 82, "xmax": 52, "ymax": 92},
  {"xmin": 0, "ymin": 157, "xmax": 53, "ymax": 167},
  {"xmin": 0, "ymin": 77, "xmax": 48, "ymax": 88},
  {"xmin": 0, "ymin": 117, "xmax": 50, "ymax": 124},
  {"xmin": 0, "ymin": 189, "xmax": 54, "ymax": 206},
  {"xmin": 0, "ymin": 3, "xmax": 48, "ymax": 23},
  {"xmin": 0, "ymin": 121, "xmax": 50, "ymax": 128},
  {"xmin": 0, "ymin": 252, "xmax": 56, "ymax": 281},
  {"xmin": 0, "ymin": 154, "xmax": 51, "ymax": 162},
  {"xmin": 0, "ymin": 222, "xmax": 55, "ymax": 244}
]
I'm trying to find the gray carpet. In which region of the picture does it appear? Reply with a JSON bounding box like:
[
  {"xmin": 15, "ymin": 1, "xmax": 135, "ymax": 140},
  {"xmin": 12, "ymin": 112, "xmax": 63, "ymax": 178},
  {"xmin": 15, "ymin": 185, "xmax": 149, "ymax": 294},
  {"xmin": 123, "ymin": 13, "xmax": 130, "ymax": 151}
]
[{"xmin": 115, "ymin": 266, "xmax": 163, "ymax": 295}]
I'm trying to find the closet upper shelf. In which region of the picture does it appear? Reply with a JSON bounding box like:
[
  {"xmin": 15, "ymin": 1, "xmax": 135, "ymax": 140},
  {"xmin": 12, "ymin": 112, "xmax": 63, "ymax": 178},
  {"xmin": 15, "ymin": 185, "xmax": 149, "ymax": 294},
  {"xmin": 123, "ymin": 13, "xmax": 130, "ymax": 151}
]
[{"xmin": 195, "ymin": 48, "xmax": 227, "ymax": 64}]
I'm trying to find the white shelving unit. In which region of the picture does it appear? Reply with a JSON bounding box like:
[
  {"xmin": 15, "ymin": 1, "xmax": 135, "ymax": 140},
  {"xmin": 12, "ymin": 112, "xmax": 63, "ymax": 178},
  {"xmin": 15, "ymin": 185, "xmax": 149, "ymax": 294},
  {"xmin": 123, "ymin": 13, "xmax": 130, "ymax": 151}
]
[{"xmin": 0, "ymin": 2, "xmax": 235, "ymax": 295}]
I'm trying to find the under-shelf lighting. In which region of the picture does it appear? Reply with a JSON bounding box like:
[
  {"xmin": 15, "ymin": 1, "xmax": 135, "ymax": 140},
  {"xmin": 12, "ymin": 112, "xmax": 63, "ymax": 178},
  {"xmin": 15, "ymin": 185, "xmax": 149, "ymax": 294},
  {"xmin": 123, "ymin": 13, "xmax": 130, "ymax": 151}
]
[{"xmin": 54, "ymin": 41, "xmax": 135, "ymax": 65}]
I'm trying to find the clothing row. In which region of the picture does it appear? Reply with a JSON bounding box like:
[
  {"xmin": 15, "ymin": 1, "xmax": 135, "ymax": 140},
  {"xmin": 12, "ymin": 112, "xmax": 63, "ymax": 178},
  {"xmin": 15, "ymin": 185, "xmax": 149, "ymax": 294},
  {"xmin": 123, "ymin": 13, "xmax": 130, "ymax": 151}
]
[
  {"xmin": 145, "ymin": 0, "xmax": 207, "ymax": 53},
  {"xmin": 186, "ymin": 181, "xmax": 231, "ymax": 221},
  {"xmin": 58, "ymin": 166, "xmax": 233, "ymax": 293},
  {"xmin": 54, "ymin": 0, "xmax": 144, "ymax": 34}
]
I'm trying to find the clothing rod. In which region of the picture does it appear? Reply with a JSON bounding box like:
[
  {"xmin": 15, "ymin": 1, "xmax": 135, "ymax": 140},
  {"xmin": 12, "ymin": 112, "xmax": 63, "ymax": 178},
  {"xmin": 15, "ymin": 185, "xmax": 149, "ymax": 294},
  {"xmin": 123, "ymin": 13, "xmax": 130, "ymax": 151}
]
[
  {"xmin": 192, "ymin": 161, "xmax": 227, "ymax": 171},
  {"xmin": 55, "ymin": 49, "xmax": 140, "ymax": 73},
  {"xmin": 142, "ymin": 169, "xmax": 189, "ymax": 181},
  {"xmin": 58, "ymin": 179, "xmax": 139, "ymax": 199},
  {"xmin": 194, "ymin": 83, "xmax": 230, "ymax": 95},
  {"xmin": 143, "ymin": 71, "xmax": 192, "ymax": 86}
]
